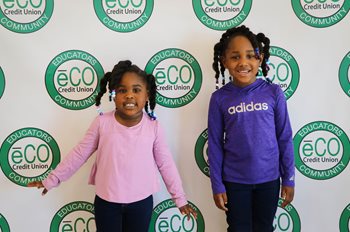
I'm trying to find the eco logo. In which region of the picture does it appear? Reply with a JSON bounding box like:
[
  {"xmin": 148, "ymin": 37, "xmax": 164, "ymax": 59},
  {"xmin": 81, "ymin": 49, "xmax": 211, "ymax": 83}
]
[
  {"xmin": 0, "ymin": 67, "xmax": 5, "ymax": 99},
  {"xmin": 0, "ymin": 0, "xmax": 53, "ymax": 33},
  {"xmin": 0, "ymin": 127, "xmax": 60, "ymax": 187},
  {"xmin": 194, "ymin": 129, "xmax": 210, "ymax": 177},
  {"xmin": 339, "ymin": 51, "xmax": 350, "ymax": 97},
  {"xmin": 291, "ymin": 0, "xmax": 350, "ymax": 28},
  {"xmin": 273, "ymin": 198, "xmax": 301, "ymax": 232},
  {"xmin": 0, "ymin": 213, "xmax": 10, "ymax": 232},
  {"xmin": 192, "ymin": 0, "xmax": 251, "ymax": 30},
  {"xmin": 149, "ymin": 199, "xmax": 205, "ymax": 232},
  {"xmin": 266, "ymin": 46, "xmax": 300, "ymax": 100},
  {"xmin": 45, "ymin": 50, "xmax": 104, "ymax": 110},
  {"xmin": 94, "ymin": 0, "xmax": 153, "ymax": 32},
  {"xmin": 339, "ymin": 203, "xmax": 350, "ymax": 232},
  {"xmin": 50, "ymin": 201, "xmax": 95, "ymax": 232},
  {"xmin": 294, "ymin": 121, "xmax": 350, "ymax": 180},
  {"xmin": 145, "ymin": 48, "xmax": 202, "ymax": 108}
]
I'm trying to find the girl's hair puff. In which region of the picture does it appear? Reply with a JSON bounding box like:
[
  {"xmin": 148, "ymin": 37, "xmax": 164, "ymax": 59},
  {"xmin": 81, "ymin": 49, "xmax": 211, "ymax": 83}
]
[
  {"xmin": 95, "ymin": 60, "xmax": 157, "ymax": 119},
  {"xmin": 213, "ymin": 25, "xmax": 271, "ymax": 88}
]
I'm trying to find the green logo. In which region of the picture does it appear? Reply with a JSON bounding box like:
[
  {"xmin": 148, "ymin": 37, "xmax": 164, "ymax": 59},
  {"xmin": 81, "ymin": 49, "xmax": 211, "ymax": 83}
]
[
  {"xmin": 294, "ymin": 121, "xmax": 350, "ymax": 180},
  {"xmin": 45, "ymin": 50, "xmax": 104, "ymax": 110},
  {"xmin": 273, "ymin": 199, "xmax": 301, "ymax": 232},
  {"xmin": 339, "ymin": 51, "xmax": 350, "ymax": 97},
  {"xmin": 94, "ymin": 0, "xmax": 153, "ymax": 32},
  {"xmin": 268, "ymin": 46, "xmax": 300, "ymax": 100},
  {"xmin": 194, "ymin": 129, "xmax": 210, "ymax": 177},
  {"xmin": 50, "ymin": 201, "xmax": 95, "ymax": 232},
  {"xmin": 149, "ymin": 199, "xmax": 205, "ymax": 232},
  {"xmin": 0, "ymin": 213, "xmax": 10, "ymax": 232},
  {"xmin": 291, "ymin": 0, "xmax": 350, "ymax": 28},
  {"xmin": 0, "ymin": 67, "xmax": 5, "ymax": 99},
  {"xmin": 145, "ymin": 48, "xmax": 202, "ymax": 108},
  {"xmin": 0, "ymin": 127, "xmax": 60, "ymax": 187},
  {"xmin": 192, "ymin": 0, "xmax": 252, "ymax": 30},
  {"xmin": 340, "ymin": 203, "xmax": 350, "ymax": 232},
  {"xmin": 0, "ymin": 0, "xmax": 54, "ymax": 33}
]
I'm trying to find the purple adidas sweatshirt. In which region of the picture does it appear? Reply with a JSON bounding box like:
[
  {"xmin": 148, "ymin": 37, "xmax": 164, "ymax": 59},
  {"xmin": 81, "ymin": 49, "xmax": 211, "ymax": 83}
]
[{"xmin": 208, "ymin": 78, "xmax": 295, "ymax": 194}]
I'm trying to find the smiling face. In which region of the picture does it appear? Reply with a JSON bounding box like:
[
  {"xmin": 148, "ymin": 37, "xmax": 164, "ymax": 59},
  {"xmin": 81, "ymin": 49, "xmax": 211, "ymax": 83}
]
[
  {"xmin": 222, "ymin": 35, "xmax": 263, "ymax": 87},
  {"xmin": 114, "ymin": 71, "xmax": 148, "ymax": 126}
]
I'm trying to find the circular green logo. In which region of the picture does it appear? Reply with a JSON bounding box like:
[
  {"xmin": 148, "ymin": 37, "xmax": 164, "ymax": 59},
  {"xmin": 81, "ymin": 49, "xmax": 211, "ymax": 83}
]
[
  {"xmin": 145, "ymin": 48, "xmax": 202, "ymax": 108},
  {"xmin": 273, "ymin": 199, "xmax": 301, "ymax": 232},
  {"xmin": 149, "ymin": 199, "xmax": 205, "ymax": 232},
  {"xmin": 340, "ymin": 203, "xmax": 350, "ymax": 232},
  {"xmin": 0, "ymin": 127, "xmax": 60, "ymax": 187},
  {"xmin": 291, "ymin": 0, "xmax": 350, "ymax": 28},
  {"xmin": 339, "ymin": 51, "xmax": 350, "ymax": 97},
  {"xmin": 294, "ymin": 121, "xmax": 350, "ymax": 180},
  {"xmin": 0, "ymin": 213, "xmax": 10, "ymax": 232},
  {"xmin": 268, "ymin": 46, "xmax": 300, "ymax": 100},
  {"xmin": 93, "ymin": 0, "xmax": 153, "ymax": 32},
  {"xmin": 50, "ymin": 201, "xmax": 95, "ymax": 232},
  {"xmin": 0, "ymin": 67, "xmax": 5, "ymax": 99},
  {"xmin": 194, "ymin": 129, "xmax": 210, "ymax": 177},
  {"xmin": 45, "ymin": 50, "xmax": 104, "ymax": 110},
  {"xmin": 192, "ymin": 0, "xmax": 252, "ymax": 30},
  {"xmin": 0, "ymin": 0, "xmax": 53, "ymax": 33}
]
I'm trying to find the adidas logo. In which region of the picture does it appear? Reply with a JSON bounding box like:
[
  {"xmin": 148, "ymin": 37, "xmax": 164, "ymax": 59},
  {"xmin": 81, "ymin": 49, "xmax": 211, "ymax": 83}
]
[{"xmin": 228, "ymin": 101, "xmax": 269, "ymax": 115}]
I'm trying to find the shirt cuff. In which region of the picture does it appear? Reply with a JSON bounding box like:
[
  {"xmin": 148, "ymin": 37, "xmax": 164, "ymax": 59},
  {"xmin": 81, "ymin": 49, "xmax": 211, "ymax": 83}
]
[{"xmin": 42, "ymin": 173, "xmax": 60, "ymax": 191}]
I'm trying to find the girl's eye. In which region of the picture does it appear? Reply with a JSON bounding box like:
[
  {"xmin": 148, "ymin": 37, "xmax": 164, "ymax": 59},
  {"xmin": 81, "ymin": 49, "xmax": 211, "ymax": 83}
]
[
  {"xmin": 231, "ymin": 56, "xmax": 240, "ymax": 60},
  {"xmin": 133, "ymin": 88, "xmax": 141, "ymax": 93},
  {"xmin": 247, "ymin": 54, "xmax": 254, "ymax": 59},
  {"xmin": 117, "ymin": 89, "xmax": 126, "ymax": 93}
]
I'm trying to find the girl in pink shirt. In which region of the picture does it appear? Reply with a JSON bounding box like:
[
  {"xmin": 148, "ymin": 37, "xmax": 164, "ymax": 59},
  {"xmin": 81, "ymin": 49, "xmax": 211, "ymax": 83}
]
[{"xmin": 28, "ymin": 60, "xmax": 197, "ymax": 232}]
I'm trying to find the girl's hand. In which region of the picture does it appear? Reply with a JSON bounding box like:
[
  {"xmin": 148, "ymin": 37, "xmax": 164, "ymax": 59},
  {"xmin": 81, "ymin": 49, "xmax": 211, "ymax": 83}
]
[
  {"xmin": 27, "ymin": 181, "xmax": 48, "ymax": 196},
  {"xmin": 280, "ymin": 186, "xmax": 294, "ymax": 208},
  {"xmin": 213, "ymin": 193, "xmax": 228, "ymax": 211},
  {"xmin": 179, "ymin": 204, "xmax": 197, "ymax": 220}
]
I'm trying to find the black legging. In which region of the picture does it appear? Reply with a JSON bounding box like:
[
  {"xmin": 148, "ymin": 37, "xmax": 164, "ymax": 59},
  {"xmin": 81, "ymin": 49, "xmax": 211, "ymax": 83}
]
[{"xmin": 94, "ymin": 195, "xmax": 153, "ymax": 232}]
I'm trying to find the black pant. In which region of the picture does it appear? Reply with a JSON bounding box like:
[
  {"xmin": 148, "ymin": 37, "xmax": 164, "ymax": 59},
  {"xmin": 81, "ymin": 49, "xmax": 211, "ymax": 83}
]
[
  {"xmin": 94, "ymin": 195, "xmax": 153, "ymax": 232},
  {"xmin": 225, "ymin": 179, "xmax": 280, "ymax": 232}
]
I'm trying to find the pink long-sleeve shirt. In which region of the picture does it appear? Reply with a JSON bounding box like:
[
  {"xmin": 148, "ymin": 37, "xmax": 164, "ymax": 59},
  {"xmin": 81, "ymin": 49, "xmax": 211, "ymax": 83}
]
[{"xmin": 43, "ymin": 111, "xmax": 188, "ymax": 207}]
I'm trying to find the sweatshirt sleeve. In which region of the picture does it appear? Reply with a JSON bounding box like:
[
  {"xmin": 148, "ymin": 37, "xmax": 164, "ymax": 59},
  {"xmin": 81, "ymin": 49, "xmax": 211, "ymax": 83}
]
[
  {"xmin": 275, "ymin": 88, "xmax": 295, "ymax": 187},
  {"xmin": 43, "ymin": 117, "xmax": 100, "ymax": 190},
  {"xmin": 153, "ymin": 122, "xmax": 188, "ymax": 208},
  {"xmin": 207, "ymin": 93, "xmax": 226, "ymax": 194}
]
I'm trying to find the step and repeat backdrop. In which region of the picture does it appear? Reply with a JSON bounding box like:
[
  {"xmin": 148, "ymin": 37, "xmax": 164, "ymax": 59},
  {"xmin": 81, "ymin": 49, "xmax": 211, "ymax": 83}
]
[{"xmin": 1, "ymin": 0, "xmax": 350, "ymax": 231}]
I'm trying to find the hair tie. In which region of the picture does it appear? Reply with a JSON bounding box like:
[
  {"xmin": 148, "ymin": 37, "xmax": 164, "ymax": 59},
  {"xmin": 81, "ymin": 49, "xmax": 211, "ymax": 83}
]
[
  {"xmin": 148, "ymin": 111, "xmax": 157, "ymax": 120},
  {"xmin": 266, "ymin": 59, "xmax": 271, "ymax": 72},
  {"xmin": 96, "ymin": 106, "xmax": 103, "ymax": 115},
  {"xmin": 254, "ymin": 48, "xmax": 260, "ymax": 59},
  {"xmin": 109, "ymin": 90, "xmax": 116, "ymax": 101}
]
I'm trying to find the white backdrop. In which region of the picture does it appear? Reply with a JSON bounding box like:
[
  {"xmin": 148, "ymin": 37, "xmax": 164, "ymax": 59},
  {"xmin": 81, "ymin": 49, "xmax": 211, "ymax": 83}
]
[{"xmin": 1, "ymin": 0, "xmax": 350, "ymax": 231}]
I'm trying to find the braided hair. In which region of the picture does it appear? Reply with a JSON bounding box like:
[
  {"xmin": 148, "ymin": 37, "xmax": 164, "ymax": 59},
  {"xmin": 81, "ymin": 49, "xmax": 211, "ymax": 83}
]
[
  {"xmin": 213, "ymin": 25, "xmax": 271, "ymax": 89},
  {"xmin": 95, "ymin": 60, "xmax": 157, "ymax": 120}
]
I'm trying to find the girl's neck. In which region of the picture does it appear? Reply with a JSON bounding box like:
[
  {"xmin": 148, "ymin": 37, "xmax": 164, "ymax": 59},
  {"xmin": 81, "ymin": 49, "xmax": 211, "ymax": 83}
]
[
  {"xmin": 232, "ymin": 77, "xmax": 257, "ymax": 88},
  {"xmin": 114, "ymin": 111, "xmax": 143, "ymax": 127}
]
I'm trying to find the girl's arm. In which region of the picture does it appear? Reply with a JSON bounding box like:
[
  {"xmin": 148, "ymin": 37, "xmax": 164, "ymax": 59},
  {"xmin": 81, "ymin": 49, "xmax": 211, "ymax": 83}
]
[
  {"xmin": 274, "ymin": 88, "xmax": 295, "ymax": 187},
  {"xmin": 153, "ymin": 122, "xmax": 187, "ymax": 208},
  {"xmin": 207, "ymin": 94, "xmax": 226, "ymax": 195},
  {"xmin": 34, "ymin": 117, "xmax": 100, "ymax": 192},
  {"xmin": 274, "ymin": 88, "xmax": 295, "ymax": 207},
  {"xmin": 153, "ymin": 122, "xmax": 197, "ymax": 219}
]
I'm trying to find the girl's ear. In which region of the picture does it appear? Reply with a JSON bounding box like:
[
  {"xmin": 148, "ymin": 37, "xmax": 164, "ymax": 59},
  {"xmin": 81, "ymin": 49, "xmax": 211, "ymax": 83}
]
[
  {"xmin": 221, "ymin": 56, "xmax": 228, "ymax": 68},
  {"xmin": 259, "ymin": 53, "xmax": 264, "ymax": 65}
]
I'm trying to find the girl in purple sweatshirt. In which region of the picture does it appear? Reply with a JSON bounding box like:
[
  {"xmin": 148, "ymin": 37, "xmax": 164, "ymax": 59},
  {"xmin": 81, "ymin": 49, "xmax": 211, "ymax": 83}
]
[
  {"xmin": 208, "ymin": 25, "xmax": 295, "ymax": 232},
  {"xmin": 28, "ymin": 60, "xmax": 196, "ymax": 232}
]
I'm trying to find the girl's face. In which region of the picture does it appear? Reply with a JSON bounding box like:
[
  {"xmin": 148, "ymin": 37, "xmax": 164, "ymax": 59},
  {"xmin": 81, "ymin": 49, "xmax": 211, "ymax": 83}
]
[
  {"xmin": 222, "ymin": 35, "xmax": 263, "ymax": 87},
  {"xmin": 114, "ymin": 72, "xmax": 148, "ymax": 126}
]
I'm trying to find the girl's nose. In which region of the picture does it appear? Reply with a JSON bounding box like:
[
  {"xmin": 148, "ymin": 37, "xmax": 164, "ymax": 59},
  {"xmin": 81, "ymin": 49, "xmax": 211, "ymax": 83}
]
[{"xmin": 126, "ymin": 92, "xmax": 134, "ymax": 99}]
